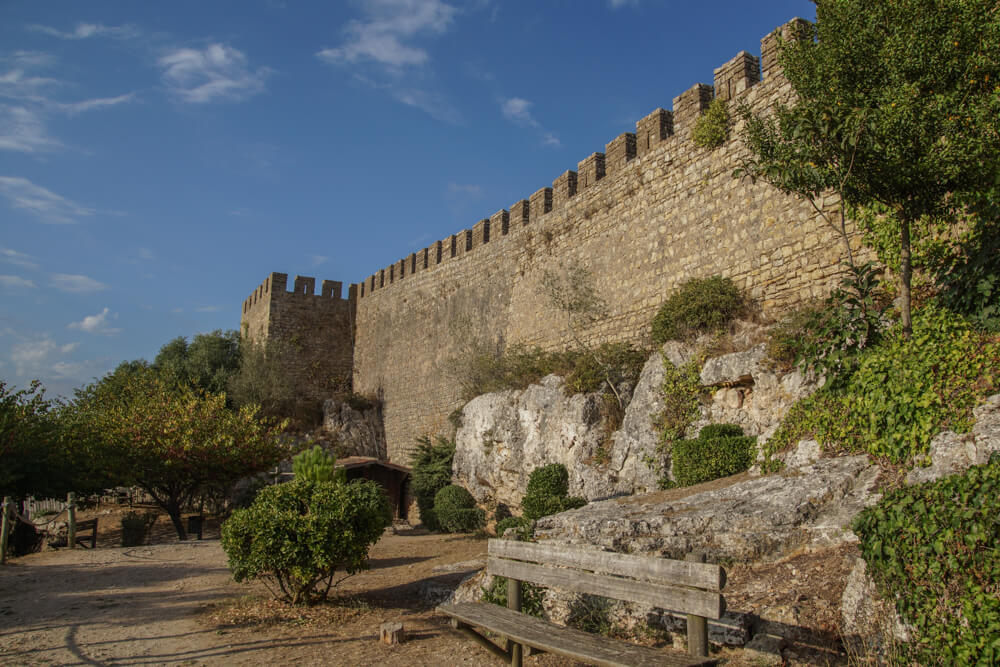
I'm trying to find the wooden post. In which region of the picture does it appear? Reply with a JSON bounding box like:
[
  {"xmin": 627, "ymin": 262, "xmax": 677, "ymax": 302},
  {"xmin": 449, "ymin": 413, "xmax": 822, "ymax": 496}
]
[
  {"xmin": 379, "ymin": 621, "xmax": 405, "ymax": 645},
  {"xmin": 0, "ymin": 497, "xmax": 11, "ymax": 565},
  {"xmin": 67, "ymin": 492, "xmax": 77, "ymax": 549},
  {"xmin": 686, "ymin": 552, "xmax": 709, "ymax": 657},
  {"xmin": 507, "ymin": 577, "xmax": 522, "ymax": 667}
]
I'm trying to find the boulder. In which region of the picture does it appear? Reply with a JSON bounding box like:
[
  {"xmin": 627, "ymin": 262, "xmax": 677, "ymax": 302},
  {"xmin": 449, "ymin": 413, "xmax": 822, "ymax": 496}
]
[
  {"xmin": 905, "ymin": 393, "xmax": 1000, "ymax": 485},
  {"xmin": 322, "ymin": 398, "xmax": 386, "ymax": 459}
]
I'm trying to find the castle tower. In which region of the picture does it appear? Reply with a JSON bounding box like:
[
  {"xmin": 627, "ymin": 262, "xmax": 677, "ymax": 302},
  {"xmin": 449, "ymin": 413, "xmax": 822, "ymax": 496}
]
[{"xmin": 241, "ymin": 272, "xmax": 356, "ymax": 404}]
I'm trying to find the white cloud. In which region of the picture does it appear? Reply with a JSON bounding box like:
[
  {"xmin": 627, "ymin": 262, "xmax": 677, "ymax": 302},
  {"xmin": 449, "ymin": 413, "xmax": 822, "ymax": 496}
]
[
  {"xmin": 158, "ymin": 44, "xmax": 270, "ymax": 104},
  {"xmin": 0, "ymin": 105, "xmax": 62, "ymax": 153},
  {"xmin": 195, "ymin": 305, "xmax": 222, "ymax": 313},
  {"xmin": 310, "ymin": 255, "xmax": 329, "ymax": 266},
  {"xmin": 29, "ymin": 23, "xmax": 139, "ymax": 41},
  {"xmin": 0, "ymin": 275, "xmax": 36, "ymax": 289},
  {"xmin": 446, "ymin": 182, "xmax": 483, "ymax": 196},
  {"xmin": 501, "ymin": 97, "xmax": 538, "ymax": 127},
  {"xmin": 0, "ymin": 67, "xmax": 61, "ymax": 103},
  {"xmin": 138, "ymin": 247, "xmax": 154, "ymax": 261},
  {"xmin": 54, "ymin": 93, "xmax": 136, "ymax": 116},
  {"xmin": 0, "ymin": 176, "xmax": 94, "ymax": 223},
  {"xmin": 608, "ymin": 0, "xmax": 639, "ymax": 7},
  {"xmin": 317, "ymin": 0, "xmax": 462, "ymax": 123},
  {"xmin": 0, "ymin": 247, "xmax": 39, "ymax": 270},
  {"xmin": 317, "ymin": 0, "xmax": 457, "ymax": 69},
  {"xmin": 51, "ymin": 274, "xmax": 108, "ymax": 293},
  {"xmin": 69, "ymin": 307, "xmax": 120, "ymax": 335},
  {"xmin": 9, "ymin": 336, "xmax": 79, "ymax": 377},
  {"xmin": 500, "ymin": 98, "xmax": 560, "ymax": 147}
]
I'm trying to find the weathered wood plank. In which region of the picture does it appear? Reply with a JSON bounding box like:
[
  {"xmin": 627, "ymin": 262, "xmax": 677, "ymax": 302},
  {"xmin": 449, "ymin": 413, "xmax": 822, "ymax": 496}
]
[
  {"xmin": 439, "ymin": 602, "xmax": 716, "ymax": 667},
  {"xmin": 489, "ymin": 540, "xmax": 725, "ymax": 591},
  {"xmin": 487, "ymin": 558, "xmax": 724, "ymax": 619}
]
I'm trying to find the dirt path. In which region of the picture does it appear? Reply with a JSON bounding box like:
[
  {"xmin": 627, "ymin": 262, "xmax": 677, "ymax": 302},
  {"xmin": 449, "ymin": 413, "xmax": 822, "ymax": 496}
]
[{"xmin": 0, "ymin": 507, "xmax": 852, "ymax": 666}]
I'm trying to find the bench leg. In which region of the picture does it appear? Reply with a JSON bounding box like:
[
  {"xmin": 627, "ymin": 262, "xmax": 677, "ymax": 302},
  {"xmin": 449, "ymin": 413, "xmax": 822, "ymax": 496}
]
[
  {"xmin": 507, "ymin": 578, "xmax": 522, "ymax": 667},
  {"xmin": 450, "ymin": 619, "xmax": 511, "ymax": 662}
]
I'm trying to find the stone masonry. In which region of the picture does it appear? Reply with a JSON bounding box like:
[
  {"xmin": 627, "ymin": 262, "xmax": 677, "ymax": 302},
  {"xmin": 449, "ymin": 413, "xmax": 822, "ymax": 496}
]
[{"xmin": 242, "ymin": 18, "xmax": 869, "ymax": 463}]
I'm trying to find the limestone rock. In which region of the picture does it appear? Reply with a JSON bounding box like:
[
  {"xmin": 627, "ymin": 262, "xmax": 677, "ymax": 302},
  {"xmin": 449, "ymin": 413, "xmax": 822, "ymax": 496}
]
[
  {"xmin": 782, "ymin": 439, "xmax": 822, "ymax": 470},
  {"xmin": 322, "ymin": 399, "xmax": 386, "ymax": 459},
  {"xmin": 534, "ymin": 454, "xmax": 879, "ymax": 563},
  {"xmin": 453, "ymin": 375, "xmax": 622, "ymax": 508},
  {"xmin": 699, "ymin": 344, "xmax": 767, "ymax": 387},
  {"xmin": 840, "ymin": 556, "xmax": 910, "ymax": 654},
  {"xmin": 905, "ymin": 393, "xmax": 1000, "ymax": 485}
]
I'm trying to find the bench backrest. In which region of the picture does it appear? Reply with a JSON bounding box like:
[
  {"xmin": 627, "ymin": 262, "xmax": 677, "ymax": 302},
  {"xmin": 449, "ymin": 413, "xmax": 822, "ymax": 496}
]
[{"xmin": 487, "ymin": 539, "xmax": 726, "ymax": 619}]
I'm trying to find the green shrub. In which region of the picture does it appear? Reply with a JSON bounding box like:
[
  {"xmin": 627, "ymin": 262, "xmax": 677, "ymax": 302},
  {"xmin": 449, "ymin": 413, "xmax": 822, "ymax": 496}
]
[
  {"xmin": 651, "ymin": 276, "xmax": 745, "ymax": 343},
  {"xmin": 765, "ymin": 305, "xmax": 1000, "ymax": 466},
  {"xmin": 481, "ymin": 576, "xmax": 545, "ymax": 618},
  {"xmin": 433, "ymin": 484, "xmax": 483, "ymax": 533},
  {"xmin": 121, "ymin": 511, "xmax": 158, "ymax": 547},
  {"xmin": 292, "ymin": 445, "xmax": 343, "ymax": 484},
  {"xmin": 852, "ymin": 454, "xmax": 1000, "ymax": 664},
  {"xmin": 697, "ymin": 423, "xmax": 744, "ymax": 440},
  {"xmin": 221, "ymin": 478, "xmax": 391, "ymax": 605},
  {"xmin": 495, "ymin": 516, "xmax": 533, "ymax": 541},
  {"xmin": 656, "ymin": 360, "xmax": 704, "ymax": 447},
  {"xmin": 525, "ymin": 463, "xmax": 570, "ymax": 498},
  {"xmin": 935, "ymin": 218, "xmax": 1000, "ymax": 332},
  {"xmin": 521, "ymin": 464, "xmax": 587, "ymax": 521},
  {"xmin": 410, "ymin": 435, "xmax": 455, "ymax": 531},
  {"xmin": 670, "ymin": 424, "xmax": 756, "ymax": 487},
  {"xmin": 692, "ymin": 98, "xmax": 729, "ymax": 149}
]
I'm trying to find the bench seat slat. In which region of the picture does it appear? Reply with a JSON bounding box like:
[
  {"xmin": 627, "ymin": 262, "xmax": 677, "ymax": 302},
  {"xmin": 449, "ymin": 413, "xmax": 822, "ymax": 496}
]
[
  {"xmin": 488, "ymin": 557, "xmax": 725, "ymax": 620},
  {"xmin": 439, "ymin": 602, "xmax": 715, "ymax": 667},
  {"xmin": 490, "ymin": 540, "xmax": 725, "ymax": 591}
]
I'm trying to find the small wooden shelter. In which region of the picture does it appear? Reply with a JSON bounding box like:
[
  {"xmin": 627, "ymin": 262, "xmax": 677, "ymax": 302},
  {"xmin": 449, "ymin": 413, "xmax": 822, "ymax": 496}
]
[{"xmin": 336, "ymin": 457, "xmax": 411, "ymax": 520}]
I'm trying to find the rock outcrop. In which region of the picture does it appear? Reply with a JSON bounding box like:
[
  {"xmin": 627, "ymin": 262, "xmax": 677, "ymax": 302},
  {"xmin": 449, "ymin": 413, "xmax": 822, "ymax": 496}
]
[
  {"xmin": 452, "ymin": 341, "xmax": 822, "ymax": 509},
  {"xmin": 321, "ymin": 398, "xmax": 386, "ymax": 459}
]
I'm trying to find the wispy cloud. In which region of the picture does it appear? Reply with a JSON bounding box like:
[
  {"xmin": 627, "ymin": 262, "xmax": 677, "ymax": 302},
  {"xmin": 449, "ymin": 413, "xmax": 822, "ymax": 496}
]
[
  {"xmin": 317, "ymin": 0, "xmax": 457, "ymax": 69},
  {"xmin": 500, "ymin": 97, "xmax": 560, "ymax": 147},
  {"xmin": 317, "ymin": 0, "xmax": 462, "ymax": 123},
  {"xmin": 69, "ymin": 307, "xmax": 121, "ymax": 335},
  {"xmin": 9, "ymin": 335, "xmax": 79, "ymax": 377},
  {"xmin": 138, "ymin": 247, "xmax": 154, "ymax": 261},
  {"xmin": 0, "ymin": 105, "xmax": 62, "ymax": 153},
  {"xmin": 0, "ymin": 176, "xmax": 95, "ymax": 223},
  {"xmin": 51, "ymin": 273, "xmax": 108, "ymax": 293},
  {"xmin": 29, "ymin": 22, "xmax": 139, "ymax": 41},
  {"xmin": 158, "ymin": 44, "xmax": 270, "ymax": 104},
  {"xmin": 54, "ymin": 93, "xmax": 136, "ymax": 116},
  {"xmin": 0, "ymin": 247, "xmax": 39, "ymax": 270},
  {"xmin": 310, "ymin": 255, "xmax": 328, "ymax": 267},
  {"xmin": 0, "ymin": 66, "xmax": 61, "ymax": 103},
  {"xmin": 195, "ymin": 305, "xmax": 222, "ymax": 313},
  {"xmin": 447, "ymin": 182, "xmax": 483, "ymax": 197},
  {"xmin": 608, "ymin": 0, "xmax": 639, "ymax": 8},
  {"xmin": 0, "ymin": 275, "xmax": 36, "ymax": 289}
]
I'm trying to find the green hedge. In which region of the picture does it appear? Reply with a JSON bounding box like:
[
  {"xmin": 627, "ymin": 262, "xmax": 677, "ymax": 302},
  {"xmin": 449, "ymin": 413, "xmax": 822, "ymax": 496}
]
[
  {"xmin": 521, "ymin": 464, "xmax": 587, "ymax": 521},
  {"xmin": 853, "ymin": 454, "xmax": 1000, "ymax": 664},
  {"xmin": 434, "ymin": 484, "xmax": 483, "ymax": 533},
  {"xmin": 411, "ymin": 435, "xmax": 455, "ymax": 531},
  {"xmin": 671, "ymin": 424, "xmax": 755, "ymax": 487}
]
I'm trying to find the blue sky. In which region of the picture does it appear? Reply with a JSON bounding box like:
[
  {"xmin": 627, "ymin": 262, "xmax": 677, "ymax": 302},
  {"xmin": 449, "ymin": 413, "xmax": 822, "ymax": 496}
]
[{"xmin": 1, "ymin": 0, "xmax": 814, "ymax": 398}]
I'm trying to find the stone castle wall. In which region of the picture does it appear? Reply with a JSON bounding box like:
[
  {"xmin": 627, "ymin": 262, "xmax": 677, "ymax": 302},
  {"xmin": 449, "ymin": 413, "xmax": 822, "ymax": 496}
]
[
  {"xmin": 241, "ymin": 273, "xmax": 355, "ymax": 404},
  {"xmin": 243, "ymin": 19, "xmax": 870, "ymax": 463}
]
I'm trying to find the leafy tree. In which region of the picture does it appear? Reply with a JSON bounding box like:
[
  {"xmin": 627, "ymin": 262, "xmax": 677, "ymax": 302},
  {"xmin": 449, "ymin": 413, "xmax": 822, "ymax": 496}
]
[
  {"xmin": 410, "ymin": 435, "xmax": 455, "ymax": 531},
  {"xmin": 738, "ymin": 2, "xmax": 1000, "ymax": 335},
  {"xmin": 72, "ymin": 369, "xmax": 292, "ymax": 539},
  {"xmin": 221, "ymin": 478, "xmax": 392, "ymax": 605},
  {"xmin": 0, "ymin": 382, "xmax": 63, "ymax": 499},
  {"xmin": 228, "ymin": 338, "xmax": 297, "ymax": 417},
  {"xmin": 153, "ymin": 330, "xmax": 240, "ymax": 396}
]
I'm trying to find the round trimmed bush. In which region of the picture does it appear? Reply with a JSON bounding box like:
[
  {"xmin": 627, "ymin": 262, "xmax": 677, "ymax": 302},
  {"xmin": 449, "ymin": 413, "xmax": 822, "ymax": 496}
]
[
  {"xmin": 651, "ymin": 275, "xmax": 745, "ymax": 343},
  {"xmin": 433, "ymin": 484, "xmax": 483, "ymax": 533},
  {"xmin": 525, "ymin": 463, "xmax": 570, "ymax": 499},
  {"xmin": 221, "ymin": 478, "xmax": 391, "ymax": 605}
]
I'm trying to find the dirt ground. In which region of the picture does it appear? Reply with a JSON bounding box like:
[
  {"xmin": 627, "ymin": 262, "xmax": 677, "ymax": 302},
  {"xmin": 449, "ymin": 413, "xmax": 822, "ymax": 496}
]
[{"xmin": 0, "ymin": 506, "xmax": 853, "ymax": 666}]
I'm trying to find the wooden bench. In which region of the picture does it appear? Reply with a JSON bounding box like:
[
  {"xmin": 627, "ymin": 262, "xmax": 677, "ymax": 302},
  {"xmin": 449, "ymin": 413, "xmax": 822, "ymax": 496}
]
[{"xmin": 438, "ymin": 539, "xmax": 725, "ymax": 666}]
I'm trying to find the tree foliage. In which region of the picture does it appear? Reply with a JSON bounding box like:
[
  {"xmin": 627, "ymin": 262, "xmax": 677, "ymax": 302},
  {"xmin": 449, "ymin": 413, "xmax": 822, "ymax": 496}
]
[
  {"xmin": 70, "ymin": 368, "xmax": 291, "ymax": 539},
  {"xmin": 221, "ymin": 478, "xmax": 392, "ymax": 605},
  {"xmin": 410, "ymin": 435, "xmax": 455, "ymax": 531},
  {"xmin": 153, "ymin": 330, "xmax": 241, "ymax": 397},
  {"xmin": 739, "ymin": 2, "xmax": 1000, "ymax": 335},
  {"xmin": 292, "ymin": 445, "xmax": 344, "ymax": 484}
]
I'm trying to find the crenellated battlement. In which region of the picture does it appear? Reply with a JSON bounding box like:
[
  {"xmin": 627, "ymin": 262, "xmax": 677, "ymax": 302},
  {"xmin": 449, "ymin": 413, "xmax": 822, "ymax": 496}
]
[{"xmin": 354, "ymin": 18, "xmax": 809, "ymax": 301}]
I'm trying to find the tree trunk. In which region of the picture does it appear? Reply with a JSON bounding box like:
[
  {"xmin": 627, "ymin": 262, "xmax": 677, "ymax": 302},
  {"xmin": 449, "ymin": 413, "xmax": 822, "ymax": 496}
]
[
  {"xmin": 899, "ymin": 215, "xmax": 913, "ymax": 337},
  {"xmin": 165, "ymin": 501, "xmax": 188, "ymax": 541}
]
